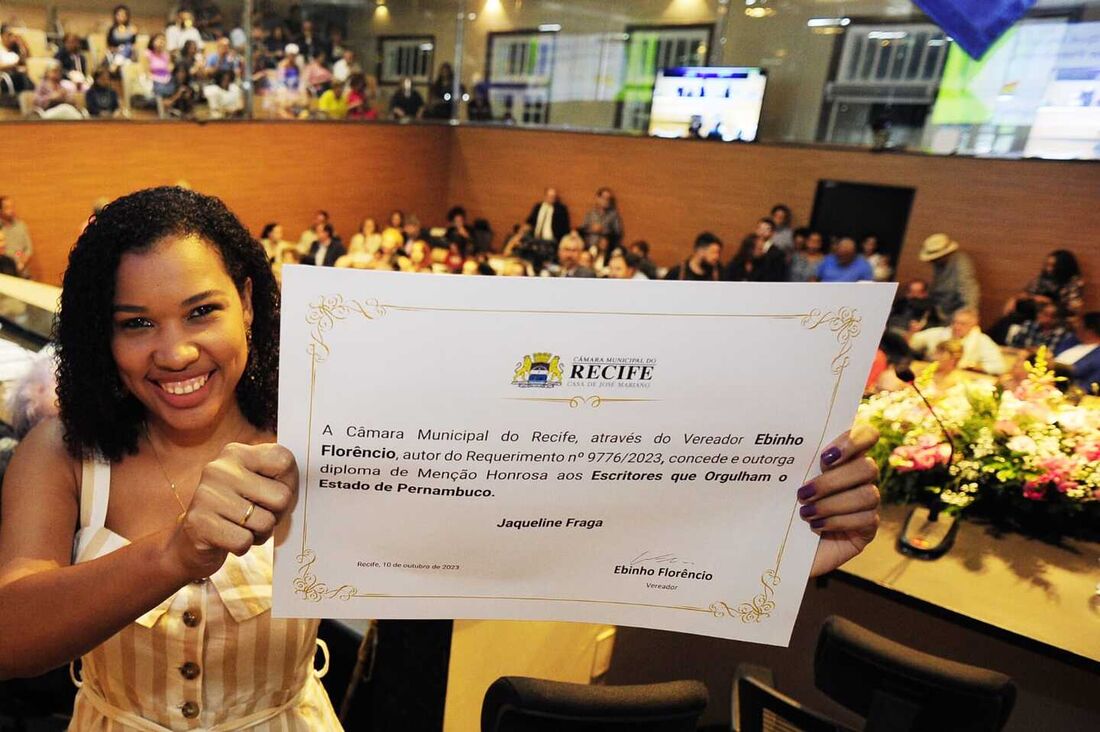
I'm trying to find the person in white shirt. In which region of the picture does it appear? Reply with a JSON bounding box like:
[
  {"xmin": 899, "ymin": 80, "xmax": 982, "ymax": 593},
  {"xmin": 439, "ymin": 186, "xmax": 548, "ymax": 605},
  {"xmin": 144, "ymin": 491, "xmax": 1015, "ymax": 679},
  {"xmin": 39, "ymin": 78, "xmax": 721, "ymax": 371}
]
[
  {"xmin": 909, "ymin": 308, "xmax": 1006, "ymax": 375},
  {"xmin": 202, "ymin": 69, "xmax": 243, "ymax": 118},
  {"xmin": 332, "ymin": 49, "xmax": 357, "ymax": 83},
  {"xmin": 166, "ymin": 10, "xmax": 202, "ymax": 53}
]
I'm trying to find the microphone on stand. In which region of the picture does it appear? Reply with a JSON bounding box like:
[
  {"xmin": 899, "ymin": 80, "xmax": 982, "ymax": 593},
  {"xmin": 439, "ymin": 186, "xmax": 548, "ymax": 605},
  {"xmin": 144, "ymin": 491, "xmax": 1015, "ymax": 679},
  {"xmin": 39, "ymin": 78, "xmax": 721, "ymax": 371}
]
[{"xmin": 895, "ymin": 365, "xmax": 961, "ymax": 559}]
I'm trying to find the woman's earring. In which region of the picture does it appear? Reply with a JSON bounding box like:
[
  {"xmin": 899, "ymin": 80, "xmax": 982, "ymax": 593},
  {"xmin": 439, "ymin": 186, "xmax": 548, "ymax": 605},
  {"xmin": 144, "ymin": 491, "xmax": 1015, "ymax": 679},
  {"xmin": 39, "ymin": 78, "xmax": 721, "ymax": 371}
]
[{"xmin": 246, "ymin": 326, "xmax": 253, "ymax": 350}]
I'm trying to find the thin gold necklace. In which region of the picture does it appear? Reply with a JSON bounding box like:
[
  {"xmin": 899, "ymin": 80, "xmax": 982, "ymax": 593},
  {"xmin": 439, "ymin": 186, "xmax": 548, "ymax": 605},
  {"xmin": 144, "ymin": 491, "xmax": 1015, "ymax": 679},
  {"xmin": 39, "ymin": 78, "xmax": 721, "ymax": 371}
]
[{"xmin": 145, "ymin": 423, "xmax": 250, "ymax": 517}]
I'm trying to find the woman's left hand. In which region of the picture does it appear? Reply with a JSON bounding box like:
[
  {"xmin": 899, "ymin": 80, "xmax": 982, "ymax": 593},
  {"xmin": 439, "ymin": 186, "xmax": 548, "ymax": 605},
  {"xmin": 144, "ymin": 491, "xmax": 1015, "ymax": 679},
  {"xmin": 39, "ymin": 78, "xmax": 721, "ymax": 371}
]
[{"xmin": 799, "ymin": 424, "xmax": 881, "ymax": 578}]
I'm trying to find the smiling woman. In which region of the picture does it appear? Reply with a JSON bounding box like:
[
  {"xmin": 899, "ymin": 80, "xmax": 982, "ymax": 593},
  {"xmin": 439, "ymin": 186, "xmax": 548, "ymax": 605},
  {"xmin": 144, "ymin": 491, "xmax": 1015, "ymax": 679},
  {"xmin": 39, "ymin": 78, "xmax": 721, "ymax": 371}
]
[{"xmin": 0, "ymin": 188, "xmax": 344, "ymax": 730}]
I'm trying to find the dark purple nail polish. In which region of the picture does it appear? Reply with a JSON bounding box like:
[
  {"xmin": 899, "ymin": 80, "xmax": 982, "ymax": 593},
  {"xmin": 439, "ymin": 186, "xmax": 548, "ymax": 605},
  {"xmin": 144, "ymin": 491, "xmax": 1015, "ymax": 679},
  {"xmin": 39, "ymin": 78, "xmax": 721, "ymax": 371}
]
[
  {"xmin": 810, "ymin": 518, "xmax": 826, "ymax": 530},
  {"xmin": 797, "ymin": 483, "xmax": 816, "ymax": 500},
  {"xmin": 799, "ymin": 504, "xmax": 817, "ymax": 519},
  {"xmin": 821, "ymin": 447, "xmax": 842, "ymax": 466}
]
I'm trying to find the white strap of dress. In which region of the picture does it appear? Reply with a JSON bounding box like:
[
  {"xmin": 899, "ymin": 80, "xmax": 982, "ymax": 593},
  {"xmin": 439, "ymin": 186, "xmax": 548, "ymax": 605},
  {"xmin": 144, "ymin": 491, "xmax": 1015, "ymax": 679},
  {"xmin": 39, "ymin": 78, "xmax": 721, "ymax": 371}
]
[{"xmin": 78, "ymin": 456, "xmax": 111, "ymax": 531}]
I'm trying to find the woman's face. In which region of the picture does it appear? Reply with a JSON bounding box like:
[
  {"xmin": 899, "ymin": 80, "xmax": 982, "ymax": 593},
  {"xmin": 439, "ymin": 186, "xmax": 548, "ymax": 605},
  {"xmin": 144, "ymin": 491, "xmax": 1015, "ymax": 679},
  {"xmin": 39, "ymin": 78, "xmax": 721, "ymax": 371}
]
[
  {"xmin": 271, "ymin": 224, "xmax": 283, "ymax": 242},
  {"xmin": 389, "ymin": 211, "xmax": 403, "ymax": 228},
  {"xmin": 806, "ymin": 233, "xmax": 823, "ymax": 253},
  {"xmin": 153, "ymin": 35, "xmax": 166, "ymax": 52},
  {"xmin": 111, "ymin": 235, "xmax": 253, "ymax": 437},
  {"xmin": 1043, "ymin": 255, "xmax": 1056, "ymax": 276},
  {"xmin": 115, "ymin": 8, "xmax": 129, "ymax": 25},
  {"xmin": 364, "ymin": 218, "xmax": 377, "ymax": 235}
]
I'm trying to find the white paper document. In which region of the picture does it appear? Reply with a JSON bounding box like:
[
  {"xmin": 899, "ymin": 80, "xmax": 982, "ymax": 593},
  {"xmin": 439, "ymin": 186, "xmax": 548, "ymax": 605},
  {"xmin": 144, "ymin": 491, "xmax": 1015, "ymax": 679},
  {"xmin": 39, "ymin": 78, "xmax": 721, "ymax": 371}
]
[{"xmin": 273, "ymin": 268, "xmax": 895, "ymax": 644}]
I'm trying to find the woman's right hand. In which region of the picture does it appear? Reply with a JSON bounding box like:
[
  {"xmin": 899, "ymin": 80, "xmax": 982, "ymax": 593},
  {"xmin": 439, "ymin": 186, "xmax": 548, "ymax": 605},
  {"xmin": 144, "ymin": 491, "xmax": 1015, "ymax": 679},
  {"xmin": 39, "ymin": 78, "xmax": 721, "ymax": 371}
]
[{"xmin": 163, "ymin": 443, "xmax": 297, "ymax": 580}]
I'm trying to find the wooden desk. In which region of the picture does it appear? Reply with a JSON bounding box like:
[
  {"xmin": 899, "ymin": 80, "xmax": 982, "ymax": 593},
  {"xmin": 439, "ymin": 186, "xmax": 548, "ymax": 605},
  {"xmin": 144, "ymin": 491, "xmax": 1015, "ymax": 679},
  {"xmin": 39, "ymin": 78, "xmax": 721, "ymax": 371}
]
[{"xmin": 840, "ymin": 503, "xmax": 1100, "ymax": 665}]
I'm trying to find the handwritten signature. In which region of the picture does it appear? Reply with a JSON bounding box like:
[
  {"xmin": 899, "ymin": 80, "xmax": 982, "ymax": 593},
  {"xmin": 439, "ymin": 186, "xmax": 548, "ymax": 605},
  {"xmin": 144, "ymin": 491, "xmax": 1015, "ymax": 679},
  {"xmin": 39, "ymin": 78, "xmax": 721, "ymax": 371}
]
[{"xmin": 630, "ymin": 550, "xmax": 695, "ymax": 568}]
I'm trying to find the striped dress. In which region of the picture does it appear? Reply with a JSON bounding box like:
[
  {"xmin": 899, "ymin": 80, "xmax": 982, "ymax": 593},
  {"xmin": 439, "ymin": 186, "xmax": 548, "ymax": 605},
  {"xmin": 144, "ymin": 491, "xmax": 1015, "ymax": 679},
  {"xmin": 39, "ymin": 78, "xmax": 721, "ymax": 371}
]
[{"xmin": 69, "ymin": 458, "xmax": 344, "ymax": 731}]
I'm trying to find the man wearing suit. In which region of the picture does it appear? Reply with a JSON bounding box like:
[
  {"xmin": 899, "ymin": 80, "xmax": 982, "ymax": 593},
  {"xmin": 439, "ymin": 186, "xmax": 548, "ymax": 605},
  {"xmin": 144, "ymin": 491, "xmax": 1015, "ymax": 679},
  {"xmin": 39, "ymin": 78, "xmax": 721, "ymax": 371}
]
[
  {"xmin": 307, "ymin": 223, "xmax": 345, "ymax": 266},
  {"xmin": 524, "ymin": 187, "xmax": 571, "ymax": 243},
  {"xmin": 1056, "ymin": 312, "xmax": 1100, "ymax": 393}
]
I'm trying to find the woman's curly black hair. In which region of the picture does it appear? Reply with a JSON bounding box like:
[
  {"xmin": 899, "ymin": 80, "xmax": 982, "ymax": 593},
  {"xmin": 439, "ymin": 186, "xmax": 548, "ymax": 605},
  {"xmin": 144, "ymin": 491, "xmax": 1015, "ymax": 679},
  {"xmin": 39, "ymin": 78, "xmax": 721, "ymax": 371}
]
[{"xmin": 56, "ymin": 186, "xmax": 280, "ymax": 461}]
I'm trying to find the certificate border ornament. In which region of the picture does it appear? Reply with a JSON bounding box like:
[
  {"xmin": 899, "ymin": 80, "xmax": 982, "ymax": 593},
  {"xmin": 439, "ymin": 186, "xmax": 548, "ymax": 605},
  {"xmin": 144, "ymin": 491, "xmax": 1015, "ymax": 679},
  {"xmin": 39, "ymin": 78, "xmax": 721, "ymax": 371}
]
[{"xmin": 293, "ymin": 295, "xmax": 862, "ymax": 625}]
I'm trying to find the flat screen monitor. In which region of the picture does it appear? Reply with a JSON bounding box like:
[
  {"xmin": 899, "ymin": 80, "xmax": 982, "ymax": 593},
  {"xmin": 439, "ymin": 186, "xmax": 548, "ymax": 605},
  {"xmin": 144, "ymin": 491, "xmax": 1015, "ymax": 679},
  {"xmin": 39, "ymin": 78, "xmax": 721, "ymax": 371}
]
[{"xmin": 647, "ymin": 67, "xmax": 766, "ymax": 142}]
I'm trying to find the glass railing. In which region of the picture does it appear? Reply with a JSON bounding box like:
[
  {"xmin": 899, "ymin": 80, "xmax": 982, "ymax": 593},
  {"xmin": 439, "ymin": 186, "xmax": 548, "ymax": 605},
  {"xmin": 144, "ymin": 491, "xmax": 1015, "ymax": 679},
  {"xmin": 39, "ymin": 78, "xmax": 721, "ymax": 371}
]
[{"xmin": 2, "ymin": 0, "xmax": 1098, "ymax": 160}]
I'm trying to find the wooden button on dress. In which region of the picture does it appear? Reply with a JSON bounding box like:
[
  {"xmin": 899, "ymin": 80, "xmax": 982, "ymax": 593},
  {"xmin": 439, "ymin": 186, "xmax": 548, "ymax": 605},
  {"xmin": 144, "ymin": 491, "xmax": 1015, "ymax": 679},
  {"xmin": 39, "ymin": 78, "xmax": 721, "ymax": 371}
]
[
  {"xmin": 179, "ymin": 662, "xmax": 200, "ymax": 680},
  {"xmin": 182, "ymin": 610, "xmax": 200, "ymax": 627},
  {"xmin": 181, "ymin": 701, "xmax": 199, "ymax": 718}
]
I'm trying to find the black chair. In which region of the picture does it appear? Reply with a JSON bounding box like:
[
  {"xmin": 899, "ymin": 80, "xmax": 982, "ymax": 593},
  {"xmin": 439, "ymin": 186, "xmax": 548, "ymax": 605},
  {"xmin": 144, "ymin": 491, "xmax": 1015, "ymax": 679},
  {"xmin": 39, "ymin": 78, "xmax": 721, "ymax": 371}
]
[
  {"xmin": 481, "ymin": 676, "xmax": 708, "ymax": 732},
  {"xmin": 735, "ymin": 615, "xmax": 1015, "ymax": 732},
  {"xmin": 815, "ymin": 615, "xmax": 1016, "ymax": 732},
  {"xmin": 736, "ymin": 674, "xmax": 852, "ymax": 732}
]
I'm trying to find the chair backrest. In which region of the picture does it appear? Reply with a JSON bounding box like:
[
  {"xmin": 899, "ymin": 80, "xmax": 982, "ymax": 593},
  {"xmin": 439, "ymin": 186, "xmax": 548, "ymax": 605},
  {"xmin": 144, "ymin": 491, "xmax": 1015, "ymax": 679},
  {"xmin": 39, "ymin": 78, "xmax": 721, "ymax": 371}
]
[
  {"xmin": 481, "ymin": 676, "xmax": 708, "ymax": 732},
  {"xmin": 736, "ymin": 676, "xmax": 854, "ymax": 732},
  {"xmin": 12, "ymin": 28, "xmax": 49, "ymax": 58},
  {"xmin": 24, "ymin": 56, "xmax": 53, "ymax": 85},
  {"xmin": 814, "ymin": 616, "xmax": 1016, "ymax": 732}
]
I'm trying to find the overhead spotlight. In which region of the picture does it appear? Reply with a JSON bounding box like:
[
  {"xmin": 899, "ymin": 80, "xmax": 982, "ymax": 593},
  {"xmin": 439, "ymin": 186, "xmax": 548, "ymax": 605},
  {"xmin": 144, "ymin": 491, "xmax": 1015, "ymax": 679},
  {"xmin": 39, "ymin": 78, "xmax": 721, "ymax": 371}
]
[
  {"xmin": 745, "ymin": 1, "xmax": 775, "ymax": 18},
  {"xmin": 538, "ymin": 23, "xmax": 562, "ymax": 32}
]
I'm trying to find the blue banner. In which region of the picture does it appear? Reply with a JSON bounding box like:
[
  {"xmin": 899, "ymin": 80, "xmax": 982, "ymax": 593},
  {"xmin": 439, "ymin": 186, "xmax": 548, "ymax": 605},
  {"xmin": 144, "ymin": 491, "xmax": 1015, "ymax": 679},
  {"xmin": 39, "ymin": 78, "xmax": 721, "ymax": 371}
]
[{"xmin": 913, "ymin": 0, "xmax": 1036, "ymax": 58}]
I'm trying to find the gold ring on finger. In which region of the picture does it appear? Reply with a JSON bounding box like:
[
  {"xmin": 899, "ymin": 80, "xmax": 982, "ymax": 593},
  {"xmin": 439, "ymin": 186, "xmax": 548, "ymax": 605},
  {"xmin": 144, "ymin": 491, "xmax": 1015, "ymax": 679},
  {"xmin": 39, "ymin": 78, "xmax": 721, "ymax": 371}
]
[{"xmin": 239, "ymin": 501, "xmax": 256, "ymax": 527}]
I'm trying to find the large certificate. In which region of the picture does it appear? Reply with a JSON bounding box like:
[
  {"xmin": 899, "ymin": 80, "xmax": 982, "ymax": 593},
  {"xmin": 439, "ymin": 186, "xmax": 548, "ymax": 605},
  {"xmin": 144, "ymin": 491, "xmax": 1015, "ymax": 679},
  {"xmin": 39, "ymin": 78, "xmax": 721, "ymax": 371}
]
[{"xmin": 273, "ymin": 268, "xmax": 895, "ymax": 644}]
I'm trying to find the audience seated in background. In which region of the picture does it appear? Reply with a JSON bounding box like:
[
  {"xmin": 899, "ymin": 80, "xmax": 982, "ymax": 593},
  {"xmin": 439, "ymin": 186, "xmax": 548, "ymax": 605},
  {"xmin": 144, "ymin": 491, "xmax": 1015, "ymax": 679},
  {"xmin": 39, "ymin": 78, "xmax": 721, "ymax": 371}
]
[
  {"xmin": 0, "ymin": 25, "xmax": 33, "ymax": 95},
  {"xmin": 106, "ymin": 5, "xmax": 138, "ymax": 69},
  {"xmin": 297, "ymin": 19, "xmax": 330, "ymax": 63},
  {"xmin": 1005, "ymin": 302, "xmax": 1073, "ymax": 352},
  {"xmin": 425, "ymin": 62, "xmax": 464, "ymax": 119},
  {"xmin": 887, "ymin": 279, "xmax": 934, "ymax": 333},
  {"xmin": 581, "ymin": 187, "xmax": 623, "ymax": 254},
  {"xmin": 162, "ymin": 65, "xmax": 196, "ymax": 119},
  {"xmin": 303, "ymin": 51, "xmax": 333, "ymax": 97},
  {"xmin": 32, "ymin": 63, "xmax": 84, "ymax": 120},
  {"xmin": 259, "ymin": 222, "xmax": 292, "ymax": 263},
  {"xmin": 0, "ymin": 196, "xmax": 32, "ymax": 277},
  {"xmin": 467, "ymin": 83, "xmax": 493, "ymax": 121},
  {"xmin": 608, "ymin": 251, "xmax": 647, "ymax": 280},
  {"xmin": 271, "ymin": 245, "xmax": 299, "ymax": 286},
  {"xmin": 349, "ymin": 218, "xmax": 382, "ymax": 255},
  {"xmin": 55, "ymin": 33, "xmax": 90, "ymax": 90},
  {"xmin": 446, "ymin": 207, "xmax": 472, "ymax": 252},
  {"xmin": 769, "ymin": 204, "xmax": 794, "ymax": 253},
  {"xmin": 525, "ymin": 187, "xmax": 571, "ymax": 244},
  {"xmin": 909, "ymin": 308, "xmax": 1006, "ymax": 375},
  {"xmin": 725, "ymin": 218, "xmax": 787, "ymax": 282},
  {"xmin": 389, "ymin": 77, "xmax": 424, "ymax": 120},
  {"xmin": 817, "ymin": 237, "xmax": 873, "ymax": 283},
  {"xmin": 929, "ymin": 339, "xmax": 966, "ymax": 390},
  {"xmin": 1055, "ymin": 312, "xmax": 1100, "ymax": 393},
  {"xmin": 861, "ymin": 235, "xmax": 892, "ymax": 282},
  {"xmin": 921, "ymin": 233, "xmax": 980, "ymax": 323},
  {"xmin": 167, "ymin": 9, "xmax": 203, "ymax": 54},
  {"xmin": 541, "ymin": 232, "xmax": 595, "ymax": 278},
  {"xmin": 203, "ymin": 69, "xmax": 244, "ymax": 119},
  {"xmin": 273, "ymin": 43, "xmax": 305, "ymax": 117},
  {"xmin": 144, "ymin": 33, "xmax": 173, "ymax": 97},
  {"xmin": 307, "ymin": 223, "xmax": 345, "ymax": 266},
  {"xmin": 788, "ymin": 229, "xmax": 824, "ymax": 283},
  {"xmin": 664, "ymin": 232, "xmax": 723, "ymax": 282},
  {"xmin": 298, "ymin": 210, "xmax": 329, "ymax": 252},
  {"xmin": 86, "ymin": 67, "xmax": 121, "ymax": 118},
  {"xmin": 0, "ymin": 229, "xmax": 19, "ymax": 277},
  {"xmin": 332, "ymin": 49, "xmax": 358, "ymax": 83},
  {"xmin": 316, "ymin": 77, "xmax": 347, "ymax": 119},
  {"xmin": 627, "ymin": 240, "xmax": 658, "ymax": 280},
  {"xmin": 205, "ymin": 37, "xmax": 243, "ymax": 80},
  {"xmin": 994, "ymin": 249, "xmax": 1085, "ymax": 343},
  {"xmin": 345, "ymin": 72, "xmax": 377, "ymax": 120}
]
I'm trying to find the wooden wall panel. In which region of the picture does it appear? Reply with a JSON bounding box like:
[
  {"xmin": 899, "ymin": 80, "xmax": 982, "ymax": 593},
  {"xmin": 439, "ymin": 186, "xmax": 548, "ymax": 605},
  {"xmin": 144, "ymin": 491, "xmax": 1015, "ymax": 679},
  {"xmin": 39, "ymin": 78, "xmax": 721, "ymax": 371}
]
[
  {"xmin": 5, "ymin": 121, "xmax": 1097, "ymax": 330},
  {"xmin": 4, "ymin": 122, "xmax": 451, "ymax": 287},
  {"xmin": 447, "ymin": 127, "xmax": 1100, "ymax": 327}
]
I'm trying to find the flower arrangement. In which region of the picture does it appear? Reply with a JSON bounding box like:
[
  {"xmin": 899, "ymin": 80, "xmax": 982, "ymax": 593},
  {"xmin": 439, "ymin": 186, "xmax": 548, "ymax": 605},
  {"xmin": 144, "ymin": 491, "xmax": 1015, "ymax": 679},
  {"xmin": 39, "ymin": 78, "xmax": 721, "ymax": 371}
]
[{"xmin": 858, "ymin": 350, "xmax": 1100, "ymax": 541}]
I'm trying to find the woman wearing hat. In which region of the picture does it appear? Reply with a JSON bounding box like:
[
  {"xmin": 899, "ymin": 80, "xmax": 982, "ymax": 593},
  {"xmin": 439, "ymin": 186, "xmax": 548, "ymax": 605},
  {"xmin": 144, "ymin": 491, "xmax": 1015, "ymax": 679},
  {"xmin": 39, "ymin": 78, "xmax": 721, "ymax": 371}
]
[{"xmin": 920, "ymin": 233, "xmax": 980, "ymax": 325}]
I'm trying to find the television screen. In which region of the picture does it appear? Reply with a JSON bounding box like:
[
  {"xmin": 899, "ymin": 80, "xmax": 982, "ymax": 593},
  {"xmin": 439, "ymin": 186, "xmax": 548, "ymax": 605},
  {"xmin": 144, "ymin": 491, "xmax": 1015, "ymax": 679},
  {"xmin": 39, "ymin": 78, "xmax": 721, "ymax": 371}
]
[{"xmin": 647, "ymin": 67, "xmax": 766, "ymax": 142}]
